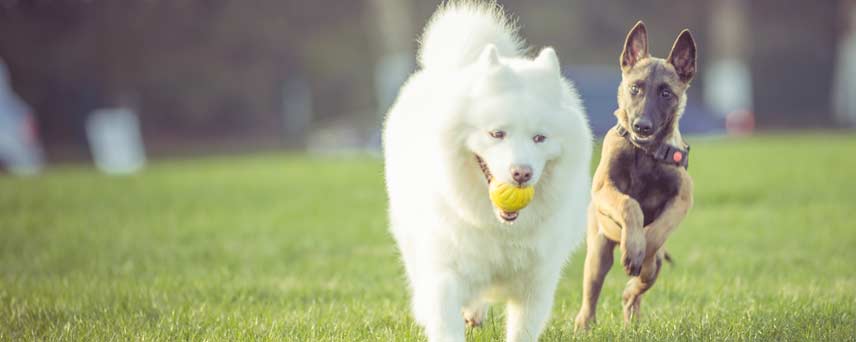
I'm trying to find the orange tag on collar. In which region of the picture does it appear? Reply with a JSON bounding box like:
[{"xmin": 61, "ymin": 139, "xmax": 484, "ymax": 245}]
[{"xmin": 673, "ymin": 151, "xmax": 683, "ymax": 163}]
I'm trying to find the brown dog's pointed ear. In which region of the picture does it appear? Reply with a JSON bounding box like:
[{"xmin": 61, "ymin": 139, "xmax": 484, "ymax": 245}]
[
  {"xmin": 668, "ymin": 29, "xmax": 697, "ymax": 83},
  {"xmin": 620, "ymin": 21, "xmax": 649, "ymax": 71}
]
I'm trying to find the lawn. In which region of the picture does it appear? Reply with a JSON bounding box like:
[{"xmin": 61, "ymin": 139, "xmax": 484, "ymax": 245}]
[{"xmin": 1, "ymin": 134, "xmax": 855, "ymax": 341}]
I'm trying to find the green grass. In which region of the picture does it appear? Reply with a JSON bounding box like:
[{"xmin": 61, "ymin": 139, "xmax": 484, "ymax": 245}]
[{"xmin": 2, "ymin": 134, "xmax": 856, "ymax": 341}]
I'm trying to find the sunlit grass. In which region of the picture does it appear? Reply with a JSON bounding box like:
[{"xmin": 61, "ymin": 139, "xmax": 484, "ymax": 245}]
[{"xmin": 1, "ymin": 134, "xmax": 855, "ymax": 340}]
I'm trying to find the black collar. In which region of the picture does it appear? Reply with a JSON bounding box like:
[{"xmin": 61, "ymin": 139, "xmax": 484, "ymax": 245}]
[{"xmin": 615, "ymin": 124, "xmax": 690, "ymax": 170}]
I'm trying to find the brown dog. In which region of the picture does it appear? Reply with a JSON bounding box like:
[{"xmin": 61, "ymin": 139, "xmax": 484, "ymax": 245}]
[{"xmin": 574, "ymin": 21, "xmax": 696, "ymax": 331}]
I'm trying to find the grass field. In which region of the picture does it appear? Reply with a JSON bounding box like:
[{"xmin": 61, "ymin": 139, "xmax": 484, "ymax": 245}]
[{"xmin": 2, "ymin": 134, "xmax": 855, "ymax": 341}]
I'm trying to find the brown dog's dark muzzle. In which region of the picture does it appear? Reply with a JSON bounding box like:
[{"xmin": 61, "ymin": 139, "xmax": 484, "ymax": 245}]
[{"xmin": 631, "ymin": 117, "xmax": 654, "ymax": 136}]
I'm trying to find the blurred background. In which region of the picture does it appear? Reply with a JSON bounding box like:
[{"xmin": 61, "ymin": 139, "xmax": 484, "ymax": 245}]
[{"xmin": 1, "ymin": 0, "xmax": 855, "ymax": 175}]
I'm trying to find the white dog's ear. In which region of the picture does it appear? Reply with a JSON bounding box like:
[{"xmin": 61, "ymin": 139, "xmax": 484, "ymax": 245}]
[
  {"xmin": 478, "ymin": 44, "xmax": 501, "ymax": 67},
  {"xmin": 472, "ymin": 44, "xmax": 518, "ymax": 96},
  {"xmin": 534, "ymin": 47, "xmax": 560, "ymax": 74}
]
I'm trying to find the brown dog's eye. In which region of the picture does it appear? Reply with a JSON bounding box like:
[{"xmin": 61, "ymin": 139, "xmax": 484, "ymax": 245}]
[
  {"xmin": 533, "ymin": 134, "xmax": 546, "ymax": 143},
  {"xmin": 629, "ymin": 84, "xmax": 640, "ymax": 95},
  {"xmin": 489, "ymin": 130, "xmax": 506, "ymax": 139},
  {"xmin": 661, "ymin": 89, "xmax": 672, "ymax": 98}
]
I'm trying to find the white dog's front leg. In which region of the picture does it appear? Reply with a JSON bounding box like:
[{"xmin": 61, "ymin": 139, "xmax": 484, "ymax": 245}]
[
  {"xmin": 505, "ymin": 277, "xmax": 557, "ymax": 342},
  {"xmin": 412, "ymin": 274, "xmax": 468, "ymax": 342}
]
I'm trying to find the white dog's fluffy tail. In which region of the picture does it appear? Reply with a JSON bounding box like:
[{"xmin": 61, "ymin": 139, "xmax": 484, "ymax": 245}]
[{"xmin": 419, "ymin": 1, "xmax": 523, "ymax": 69}]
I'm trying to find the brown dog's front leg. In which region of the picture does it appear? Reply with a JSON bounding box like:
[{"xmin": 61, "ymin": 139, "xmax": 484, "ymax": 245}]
[
  {"xmin": 575, "ymin": 205, "xmax": 617, "ymax": 332},
  {"xmin": 620, "ymin": 210, "xmax": 646, "ymax": 277},
  {"xmin": 589, "ymin": 132, "xmax": 647, "ymax": 276},
  {"xmin": 613, "ymin": 196, "xmax": 645, "ymax": 276},
  {"xmin": 592, "ymin": 188, "xmax": 646, "ymax": 276}
]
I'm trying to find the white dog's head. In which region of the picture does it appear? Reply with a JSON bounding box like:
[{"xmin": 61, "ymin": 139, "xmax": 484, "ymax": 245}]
[{"xmin": 455, "ymin": 45, "xmax": 580, "ymax": 223}]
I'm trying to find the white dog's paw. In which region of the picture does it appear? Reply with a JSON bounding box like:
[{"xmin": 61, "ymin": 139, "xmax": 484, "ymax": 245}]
[{"xmin": 462, "ymin": 303, "xmax": 488, "ymax": 328}]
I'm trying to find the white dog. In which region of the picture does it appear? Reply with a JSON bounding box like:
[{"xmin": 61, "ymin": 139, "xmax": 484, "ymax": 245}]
[{"xmin": 383, "ymin": 2, "xmax": 592, "ymax": 341}]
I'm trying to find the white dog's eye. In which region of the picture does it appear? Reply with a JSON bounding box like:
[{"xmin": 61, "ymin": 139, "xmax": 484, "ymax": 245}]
[
  {"xmin": 533, "ymin": 134, "xmax": 546, "ymax": 143},
  {"xmin": 489, "ymin": 130, "xmax": 506, "ymax": 139}
]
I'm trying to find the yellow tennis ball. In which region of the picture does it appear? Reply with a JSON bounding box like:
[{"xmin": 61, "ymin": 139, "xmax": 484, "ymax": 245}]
[{"xmin": 489, "ymin": 182, "xmax": 535, "ymax": 212}]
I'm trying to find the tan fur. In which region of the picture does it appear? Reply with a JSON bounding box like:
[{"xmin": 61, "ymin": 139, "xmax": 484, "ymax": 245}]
[{"xmin": 574, "ymin": 21, "xmax": 696, "ymax": 332}]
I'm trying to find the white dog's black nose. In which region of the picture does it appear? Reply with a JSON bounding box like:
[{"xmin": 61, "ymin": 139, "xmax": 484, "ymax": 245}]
[{"xmin": 510, "ymin": 165, "xmax": 533, "ymax": 185}]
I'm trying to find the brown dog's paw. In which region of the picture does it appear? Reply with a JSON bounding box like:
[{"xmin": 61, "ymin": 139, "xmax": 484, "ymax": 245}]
[
  {"xmin": 621, "ymin": 228, "xmax": 646, "ymax": 276},
  {"xmin": 574, "ymin": 312, "xmax": 595, "ymax": 333},
  {"xmin": 622, "ymin": 292, "xmax": 642, "ymax": 324},
  {"xmin": 622, "ymin": 250, "xmax": 644, "ymax": 276}
]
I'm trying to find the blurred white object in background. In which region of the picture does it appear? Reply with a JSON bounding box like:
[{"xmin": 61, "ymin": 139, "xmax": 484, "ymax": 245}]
[
  {"xmin": 369, "ymin": 0, "xmax": 414, "ymax": 152},
  {"xmin": 833, "ymin": 2, "xmax": 856, "ymax": 127},
  {"xmin": 706, "ymin": 0, "xmax": 754, "ymax": 135},
  {"xmin": 0, "ymin": 59, "xmax": 44, "ymax": 175},
  {"xmin": 709, "ymin": 60, "xmax": 756, "ymax": 136},
  {"xmin": 282, "ymin": 77, "xmax": 313, "ymax": 147},
  {"xmin": 706, "ymin": 59, "xmax": 753, "ymax": 118},
  {"xmin": 86, "ymin": 107, "xmax": 145, "ymax": 174},
  {"xmin": 374, "ymin": 52, "xmax": 413, "ymax": 115}
]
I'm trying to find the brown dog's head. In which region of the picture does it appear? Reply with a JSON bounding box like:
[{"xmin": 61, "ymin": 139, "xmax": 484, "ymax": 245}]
[{"xmin": 615, "ymin": 21, "xmax": 696, "ymax": 147}]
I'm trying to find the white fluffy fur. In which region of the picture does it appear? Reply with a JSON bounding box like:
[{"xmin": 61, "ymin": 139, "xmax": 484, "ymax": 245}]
[
  {"xmin": 383, "ymin": 2, "xmax": 593, "ymax": 342},
  {"xmin": 419, "ymin": 1, "xmax": 523, "ymax": 70}
]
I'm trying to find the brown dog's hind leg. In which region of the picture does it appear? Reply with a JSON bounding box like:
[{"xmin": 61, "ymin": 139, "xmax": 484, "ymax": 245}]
[
  {"xmin": 574, "ymin": 207, "xmax": 617, "ymax": 332},
  {"xmin": 622, "ymin": 250, "xmax": 663, "ymax": 324}
]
